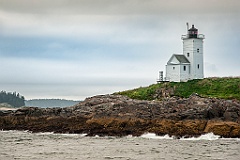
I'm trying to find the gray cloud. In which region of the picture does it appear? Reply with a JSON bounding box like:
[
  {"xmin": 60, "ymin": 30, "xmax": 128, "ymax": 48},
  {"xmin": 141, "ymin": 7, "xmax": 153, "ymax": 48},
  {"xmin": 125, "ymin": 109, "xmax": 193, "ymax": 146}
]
[
  {"xmin": 1, "ymin": 0, "xmax": 239, "ymax": 15},
  {"xmin": 0, "ymin": 0, "xmax": 240, "ymax": 100}
]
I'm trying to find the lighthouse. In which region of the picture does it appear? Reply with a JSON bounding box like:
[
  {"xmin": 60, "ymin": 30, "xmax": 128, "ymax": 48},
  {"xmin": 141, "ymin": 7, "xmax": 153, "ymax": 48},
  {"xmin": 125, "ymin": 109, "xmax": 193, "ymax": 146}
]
[
  {"xmin": 165, "ymin": 24, "xmax": 205, "ymax": 82},
  {"xmin": 182, "ymin": 24, "xmax": 205, "ymax": 80}
]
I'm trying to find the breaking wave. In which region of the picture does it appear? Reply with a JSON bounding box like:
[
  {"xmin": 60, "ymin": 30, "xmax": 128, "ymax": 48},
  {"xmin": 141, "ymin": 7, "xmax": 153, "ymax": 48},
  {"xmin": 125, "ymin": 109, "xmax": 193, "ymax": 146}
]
[
  {"xmin": 140, "ymin": 133, "xmax": 173, "ymax": 140},
  {"xmin": 140, "ymin": 132, "xmax": 224, "ymax": 141},
  {"xmin": 35, "ymin": 132, "xmax": 87, "ymax": 137},
  {"xmin": 180, "ymin": 133, "xmax": 220, "ymax": 141}
]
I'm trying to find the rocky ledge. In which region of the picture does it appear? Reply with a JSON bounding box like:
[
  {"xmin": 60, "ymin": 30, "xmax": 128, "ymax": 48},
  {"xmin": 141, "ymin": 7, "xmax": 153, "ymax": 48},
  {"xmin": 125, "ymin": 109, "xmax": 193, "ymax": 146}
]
[{"xmin": 1, "ymin": 94, "xmax": 240, "ymax": 138}]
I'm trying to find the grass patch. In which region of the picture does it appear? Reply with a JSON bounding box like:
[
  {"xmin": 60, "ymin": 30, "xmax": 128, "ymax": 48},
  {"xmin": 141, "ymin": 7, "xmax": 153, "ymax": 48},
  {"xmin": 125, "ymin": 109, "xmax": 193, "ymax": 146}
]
[{"xmin": 116, "ymin": 77, "xmax": 240, "ymax": 101}]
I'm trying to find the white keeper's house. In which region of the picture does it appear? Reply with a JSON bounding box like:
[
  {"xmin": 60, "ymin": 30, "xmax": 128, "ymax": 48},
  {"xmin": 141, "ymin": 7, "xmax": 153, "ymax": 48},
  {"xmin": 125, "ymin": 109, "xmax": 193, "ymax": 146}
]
[{"xmin": 165, "ymin": 24, "xmax": 205, "ymax": 82}]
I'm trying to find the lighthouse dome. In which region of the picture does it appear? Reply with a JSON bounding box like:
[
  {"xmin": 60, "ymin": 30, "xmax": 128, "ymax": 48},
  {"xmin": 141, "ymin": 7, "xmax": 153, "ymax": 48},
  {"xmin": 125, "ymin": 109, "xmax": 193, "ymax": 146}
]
[{"xmin": 188, "ymin": 25, "xmax": 198, "ymax": 38}]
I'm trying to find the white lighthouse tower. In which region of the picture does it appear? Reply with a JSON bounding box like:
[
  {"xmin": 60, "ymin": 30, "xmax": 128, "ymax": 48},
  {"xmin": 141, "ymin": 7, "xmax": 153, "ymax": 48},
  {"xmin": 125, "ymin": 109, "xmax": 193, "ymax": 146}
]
[{"xmin": 181, "ymin": 24, "xmax": 205, "ymax": 79}]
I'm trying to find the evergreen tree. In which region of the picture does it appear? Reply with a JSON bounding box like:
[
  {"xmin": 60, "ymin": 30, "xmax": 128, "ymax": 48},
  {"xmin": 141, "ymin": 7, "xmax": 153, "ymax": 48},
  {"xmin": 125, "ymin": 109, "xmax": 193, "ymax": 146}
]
[{"xmin": 0, "ymin": 91, "xmax": 25, "ymax": 108}]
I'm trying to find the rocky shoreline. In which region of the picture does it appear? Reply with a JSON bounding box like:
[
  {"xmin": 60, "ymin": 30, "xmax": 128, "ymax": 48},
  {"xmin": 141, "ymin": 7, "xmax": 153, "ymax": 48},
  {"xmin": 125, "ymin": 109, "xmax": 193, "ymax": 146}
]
[{"xmin": 1, "ymin": 94, "xmax": 240, "ymax": 138}]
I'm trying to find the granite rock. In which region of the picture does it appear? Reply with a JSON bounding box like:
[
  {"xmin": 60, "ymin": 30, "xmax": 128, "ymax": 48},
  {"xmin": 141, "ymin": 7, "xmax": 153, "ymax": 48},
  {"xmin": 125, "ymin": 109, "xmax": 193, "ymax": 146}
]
[{"xmin": 0, "ymin": 94, "xmax": 240, "ymax": 137}]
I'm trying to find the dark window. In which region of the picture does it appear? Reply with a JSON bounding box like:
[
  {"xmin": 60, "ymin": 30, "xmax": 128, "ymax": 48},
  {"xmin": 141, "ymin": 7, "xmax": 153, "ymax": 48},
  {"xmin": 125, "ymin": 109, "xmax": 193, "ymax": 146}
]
[
  {"xmin": 198, "ymin": 64, "xmax": 200, "ymax": 69},
  {"xmin": 187, "ymin": 53, "xmax": 190, "ymax": 57},
  {"xmin": 183, "ymin": 66, "xmax": 186, "ymax": 71},
  {"xmin": 173, "ymin": 67, "xmax": 175, "ymax": 70},
  {"xmin": 197, "ymin": 48, "xmax": 199, "ymax": 53}
]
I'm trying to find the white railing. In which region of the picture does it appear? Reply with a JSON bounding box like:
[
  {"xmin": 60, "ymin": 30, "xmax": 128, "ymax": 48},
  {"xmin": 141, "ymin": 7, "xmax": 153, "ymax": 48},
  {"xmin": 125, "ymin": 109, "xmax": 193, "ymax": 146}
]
[
  {"xmin": 181, "ymin": 34, "xmax": 205, "ymax": 39},
  {"xmin": 181, "ymin": 35, "xmax": 188, "ymax": 39},
  {"xmin": 198, "ymin": 34, "xmax": 205, "ymax": 39}
]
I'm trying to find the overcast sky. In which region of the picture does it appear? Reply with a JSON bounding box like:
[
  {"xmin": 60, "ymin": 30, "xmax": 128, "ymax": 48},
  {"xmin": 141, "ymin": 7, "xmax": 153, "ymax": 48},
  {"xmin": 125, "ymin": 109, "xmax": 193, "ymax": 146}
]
[{"xmin": 1, "ymin": 0, "xmax": 240, "ymax": 100}]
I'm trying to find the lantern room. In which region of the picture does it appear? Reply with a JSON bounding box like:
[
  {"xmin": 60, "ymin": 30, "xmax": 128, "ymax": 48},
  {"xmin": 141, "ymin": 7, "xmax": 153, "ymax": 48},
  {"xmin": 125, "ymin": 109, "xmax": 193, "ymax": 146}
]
[{"xmin": 188, "ymin": 25, "xmax": 198, "ymax": 38}]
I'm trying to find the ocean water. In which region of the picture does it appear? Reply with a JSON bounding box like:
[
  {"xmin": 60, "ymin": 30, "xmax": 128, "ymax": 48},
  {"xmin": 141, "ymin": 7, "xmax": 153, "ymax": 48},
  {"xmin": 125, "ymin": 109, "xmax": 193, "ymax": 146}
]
[{"xmin": 0, "ymin": 131, "xmax": 239, "ymax": 160}]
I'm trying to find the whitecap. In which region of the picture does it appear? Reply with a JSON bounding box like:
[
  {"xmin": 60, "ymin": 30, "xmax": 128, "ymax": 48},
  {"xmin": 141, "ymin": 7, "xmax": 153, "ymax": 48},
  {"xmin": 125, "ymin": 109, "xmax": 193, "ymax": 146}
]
[
  {"xmin": 58, "ymin": 133, "xmax": 87, "ymax": 137},
  {"xmin": 35, "ymin": 132, "xmax": 55, "ymax": 135},
  {"xmin": 140, "ymin": 133, "xmax": 173, "ymax": 140},
  {"xmin": 180, "ymin": 133, "xmax": 220, "ymax": 141},
  {"xmin": 36, "ymin": 132, "xmax": 87, "ymax": 137}
]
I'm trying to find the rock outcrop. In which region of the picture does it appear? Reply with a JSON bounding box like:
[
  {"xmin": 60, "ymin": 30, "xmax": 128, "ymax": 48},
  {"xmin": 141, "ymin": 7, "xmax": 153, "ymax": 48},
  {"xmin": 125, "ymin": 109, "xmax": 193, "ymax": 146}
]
[{"xmin": 0, "ymin": 94, "xmax": 240, "ymax": 137}]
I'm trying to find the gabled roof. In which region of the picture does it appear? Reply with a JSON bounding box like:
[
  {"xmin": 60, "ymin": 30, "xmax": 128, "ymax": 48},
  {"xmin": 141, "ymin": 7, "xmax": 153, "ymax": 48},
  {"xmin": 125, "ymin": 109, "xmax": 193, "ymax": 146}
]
[
  {"xmin": 175, "ymin": 55, "xmax": 190, "ymax": 63},
  {"xmin": 167, "ymin": 54, "xmax": 190, "ymax": 64}
]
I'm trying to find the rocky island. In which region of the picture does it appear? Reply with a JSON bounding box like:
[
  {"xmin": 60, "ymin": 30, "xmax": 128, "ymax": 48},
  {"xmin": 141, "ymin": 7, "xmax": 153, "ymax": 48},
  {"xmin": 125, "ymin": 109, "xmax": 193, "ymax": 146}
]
[{"xmin": 0, "ymin": 77, "xmax": 240, "ymax": 138}]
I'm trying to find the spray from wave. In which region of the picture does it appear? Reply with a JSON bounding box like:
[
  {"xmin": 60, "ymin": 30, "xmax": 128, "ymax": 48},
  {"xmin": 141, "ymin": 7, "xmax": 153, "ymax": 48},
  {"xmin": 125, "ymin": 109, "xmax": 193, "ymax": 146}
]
[
  {"xmin": 140, "ymin": 132, "xmax": 222, "ymax": 140},
  {"xmin": 140, "ymin": 133, "xmax": 173, "ymax": 140}
]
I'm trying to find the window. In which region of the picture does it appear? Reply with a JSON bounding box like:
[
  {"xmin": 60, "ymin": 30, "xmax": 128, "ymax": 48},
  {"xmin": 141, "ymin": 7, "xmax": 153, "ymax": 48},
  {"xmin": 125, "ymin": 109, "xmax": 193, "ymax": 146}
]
[
  {"xmin": 197, "ymin": 48, "xmax": 199, "ymax": 53},
  {"xmin": 198, "ymin": 64, "xmax": 200, "ymax": 69},
  {"xmin": 173, "ymin": 67, "xmax": 175, "ymax": 70},
  {"xmin": 183, "ymin": 66, "xmax": 186, "ymax": 71},
  {"xmin": 187, "ymin": 53, "xmax": 190, "ymax": 57}
]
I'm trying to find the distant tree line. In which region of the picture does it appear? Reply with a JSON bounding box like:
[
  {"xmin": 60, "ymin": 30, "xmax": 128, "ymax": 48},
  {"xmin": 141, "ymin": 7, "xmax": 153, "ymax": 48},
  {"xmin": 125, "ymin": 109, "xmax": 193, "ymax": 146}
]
[
  {"xmin": 25, "ymin": 99, "xmax": 80, "ymax": 108},
  {"xmin": 0, "ymin": 91, "xmax": 25, "ymax": 107}
]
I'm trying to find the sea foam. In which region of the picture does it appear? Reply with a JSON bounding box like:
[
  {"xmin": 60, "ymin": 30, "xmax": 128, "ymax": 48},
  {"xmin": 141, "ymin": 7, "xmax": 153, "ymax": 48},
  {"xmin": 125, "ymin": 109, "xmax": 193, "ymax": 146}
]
[
  {"xmin": 35, "ymin": 132, "xmax": 87, "ymax": 137},
  {"xmin": 180, "ymin": 133, "xmax": 220, "ymax": 141},
  {"xmin": 140, "ymin": 133, "xmax": 173, "ymax": 140},
  {"xmin": 140, "ymin": 132, "xmax": 221, "ymax": 140}
]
